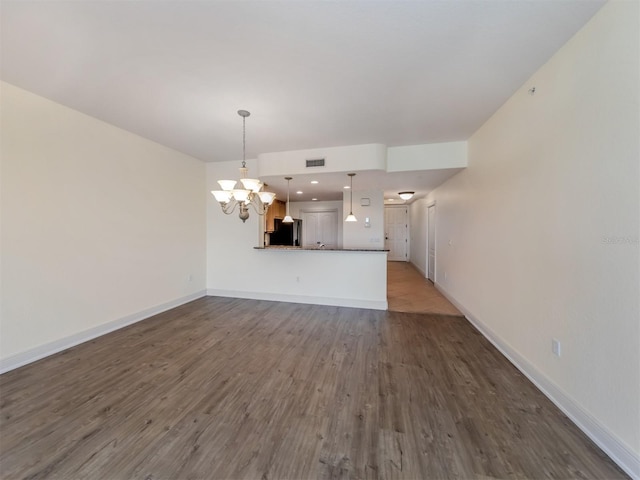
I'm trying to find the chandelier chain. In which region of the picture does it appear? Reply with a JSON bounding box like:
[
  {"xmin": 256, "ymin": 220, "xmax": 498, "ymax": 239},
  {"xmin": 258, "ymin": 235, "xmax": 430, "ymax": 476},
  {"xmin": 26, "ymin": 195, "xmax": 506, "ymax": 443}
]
[{"xmin": 242, "ymin": 115, "xmax": 246, "ymax": 168}]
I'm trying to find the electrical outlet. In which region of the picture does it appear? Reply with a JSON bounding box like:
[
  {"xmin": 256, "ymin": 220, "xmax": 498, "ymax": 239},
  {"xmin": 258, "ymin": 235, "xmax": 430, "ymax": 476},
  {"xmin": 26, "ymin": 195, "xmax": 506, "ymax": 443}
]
[
  {"xmin": 296, "ymin": 276, "xmax": 300, "ymax": 283},
  {"xmin": 552, "ymin": 339, "xmax": 561, "ymax": 357},
  {"xmin": 187, "ymin": 274, "xmax": 193, "ymax": 282}
]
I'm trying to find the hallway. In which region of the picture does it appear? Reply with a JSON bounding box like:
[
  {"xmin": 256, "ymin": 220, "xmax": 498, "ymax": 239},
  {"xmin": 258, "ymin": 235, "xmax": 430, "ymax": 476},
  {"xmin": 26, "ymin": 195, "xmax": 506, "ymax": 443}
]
[{"xmin": 387, "ymin": 261, "xmax": 462, "ymax": 315}]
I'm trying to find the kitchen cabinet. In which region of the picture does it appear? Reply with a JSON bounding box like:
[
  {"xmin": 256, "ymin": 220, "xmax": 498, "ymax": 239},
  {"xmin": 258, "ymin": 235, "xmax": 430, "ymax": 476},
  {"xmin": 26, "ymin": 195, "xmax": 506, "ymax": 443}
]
[
  {"xmin": 276, "ymin": 201, "xmax": 286, "ymax": 218},
  {"xmin": 265, "ymin": 200, "xmax": 286, "ymax": 232}
]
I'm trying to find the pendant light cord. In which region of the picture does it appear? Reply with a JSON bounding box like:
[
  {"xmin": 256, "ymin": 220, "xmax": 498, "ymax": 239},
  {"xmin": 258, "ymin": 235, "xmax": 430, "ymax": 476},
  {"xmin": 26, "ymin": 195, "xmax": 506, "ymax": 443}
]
[
  {"xmin": 350, "ymin": 175, "xmax": 353, "ymax": 213},
  {"xmin": 286, "ymin": 177, "xmax": 291, "ymax": 216},
  {"xmin": 348, "ymin": 173, "xmax": 355, "ymax": 215}
]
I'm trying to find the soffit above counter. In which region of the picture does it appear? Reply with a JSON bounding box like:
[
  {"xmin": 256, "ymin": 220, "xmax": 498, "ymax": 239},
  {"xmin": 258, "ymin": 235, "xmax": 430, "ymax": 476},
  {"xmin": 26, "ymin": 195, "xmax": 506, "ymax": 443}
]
[{"xmin": 254, "ymin": 141, "xmax": 467, "ymax": 202}]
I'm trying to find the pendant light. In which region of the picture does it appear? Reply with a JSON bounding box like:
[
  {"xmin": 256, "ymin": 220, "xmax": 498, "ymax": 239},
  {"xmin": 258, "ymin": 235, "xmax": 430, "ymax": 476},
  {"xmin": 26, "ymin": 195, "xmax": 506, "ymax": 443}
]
[
  {"xmin": 283, "ymin": 177, "xmax": 294, "ymax": 223},
  {"xmin": 345, "ymin": 173, "xmax": 357, "ymax": 222}
]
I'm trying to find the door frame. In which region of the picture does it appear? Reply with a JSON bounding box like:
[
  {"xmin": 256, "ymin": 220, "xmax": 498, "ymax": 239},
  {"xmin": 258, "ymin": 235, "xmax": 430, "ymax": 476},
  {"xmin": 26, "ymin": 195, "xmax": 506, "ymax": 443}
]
[{"xmin": 427, "ymin": 202, "xmax": 436, "ymax": 282}]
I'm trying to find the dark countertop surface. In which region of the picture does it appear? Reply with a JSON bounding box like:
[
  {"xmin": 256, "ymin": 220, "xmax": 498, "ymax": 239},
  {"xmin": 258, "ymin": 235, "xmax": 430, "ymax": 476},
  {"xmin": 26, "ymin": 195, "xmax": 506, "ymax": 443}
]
[{"xmin": 254, "ymin": 246, "xmax": 389, "ymax": 252}]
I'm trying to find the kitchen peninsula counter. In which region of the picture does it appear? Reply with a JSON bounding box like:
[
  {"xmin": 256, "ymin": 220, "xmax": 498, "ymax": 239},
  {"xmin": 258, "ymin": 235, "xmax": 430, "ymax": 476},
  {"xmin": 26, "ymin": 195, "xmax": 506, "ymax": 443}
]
[
  {"xmin": 210, "ymin": 246, "xmax": 388, "ymax": 310},
  {"xmin": 255, "ymin": 246, "xmax": 388, "ymax": 252}
]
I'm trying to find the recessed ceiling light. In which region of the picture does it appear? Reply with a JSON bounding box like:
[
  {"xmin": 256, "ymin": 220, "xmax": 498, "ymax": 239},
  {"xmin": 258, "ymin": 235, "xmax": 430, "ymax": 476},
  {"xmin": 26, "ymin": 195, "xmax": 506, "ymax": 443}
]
[
  {"xmin": 310, "ymin": 180, "xmax": 319, "ymax": 184},
  {"xmin": 312, "ymin": 198, "xmax": 318, "ymax": 201},
  {"xmin": 344, "ymin": 185, "xmax": 350, "ymax": 189},
  {"xmin": 387, "ymin": 198, "xmax": 394, "ymax": 201},
  {"xmin": 296, "ymin": 191, "xmax": 303, "ymax": 194}
]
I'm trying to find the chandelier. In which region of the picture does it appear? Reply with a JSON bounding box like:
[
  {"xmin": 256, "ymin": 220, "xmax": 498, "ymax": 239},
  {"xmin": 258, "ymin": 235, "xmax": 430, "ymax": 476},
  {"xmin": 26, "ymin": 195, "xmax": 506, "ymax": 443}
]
[{"xmin": 211, "ymin": 110, "xmax": 276, "ymax": 222}]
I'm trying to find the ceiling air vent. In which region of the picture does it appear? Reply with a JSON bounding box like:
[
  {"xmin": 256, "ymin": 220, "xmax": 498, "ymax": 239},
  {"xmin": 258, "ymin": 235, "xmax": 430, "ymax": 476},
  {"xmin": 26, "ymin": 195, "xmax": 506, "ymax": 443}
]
[{"xmin": 306, "ymin": 158, "xmax": 325, "ymax": 168}]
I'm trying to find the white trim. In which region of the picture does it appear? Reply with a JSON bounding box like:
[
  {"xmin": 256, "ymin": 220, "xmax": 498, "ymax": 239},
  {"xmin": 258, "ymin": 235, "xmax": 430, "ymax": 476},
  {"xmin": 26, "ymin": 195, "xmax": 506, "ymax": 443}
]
[
  {"xmin": 427, "ymin": 203, "xmax": 436, "ymax": 282},
  {"xmin": 207, "ymin": 289, "xmax": 388, "ymax": 311},
  {"xmin": 410, "ymin": 259, "xmax": 427, "ymax": 278},
  {"xmin": 0, "ymin": 290, "xmax": 207, "ymax": 374},
  {"xmin": 434, "ymin": 282, "xmax": 640, "ymax": 480}
]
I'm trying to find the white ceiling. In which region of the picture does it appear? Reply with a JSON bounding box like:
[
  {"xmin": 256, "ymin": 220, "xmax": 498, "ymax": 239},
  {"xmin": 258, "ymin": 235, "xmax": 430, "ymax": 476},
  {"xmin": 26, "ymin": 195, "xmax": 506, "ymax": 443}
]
[{"xmin": 1, "ymin": 0, "xmax": 604, "ymax": 201}]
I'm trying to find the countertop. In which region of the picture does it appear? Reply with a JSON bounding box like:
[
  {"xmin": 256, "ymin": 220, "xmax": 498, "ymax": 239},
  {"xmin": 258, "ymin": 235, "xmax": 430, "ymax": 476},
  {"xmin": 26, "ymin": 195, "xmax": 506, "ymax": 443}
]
[{"xmin": 254, "ymin": 246, "xmax": 389, "ymax": 252}]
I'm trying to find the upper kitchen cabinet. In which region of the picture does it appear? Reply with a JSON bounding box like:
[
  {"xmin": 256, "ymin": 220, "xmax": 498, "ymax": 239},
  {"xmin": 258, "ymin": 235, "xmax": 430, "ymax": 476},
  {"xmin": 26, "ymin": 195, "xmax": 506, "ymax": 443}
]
[{"xmin": 265, "ymin": 200, "xmax": 286, "ymax": 232}]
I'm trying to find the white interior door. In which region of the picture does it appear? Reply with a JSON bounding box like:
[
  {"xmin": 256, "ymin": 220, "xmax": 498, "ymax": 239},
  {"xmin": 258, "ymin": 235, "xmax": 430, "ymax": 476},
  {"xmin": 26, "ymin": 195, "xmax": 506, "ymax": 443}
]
[
  {"xmin": 302, "ymin": 210, "xmax": 338, "ymax": 247},
  {"xmin": 385, "ymin": 207, "xmax": 408, "ymax": 261},
  {"xmin": 427, "ymin": 204, "xmax": 436, "ymax": 280},
  {"xmin": 318, "ymin": 211, "xmax": 338, "ymax": 247},
  {"xmin": 302, "ymin": 212, "xmax": 318, "ymax": 247}
]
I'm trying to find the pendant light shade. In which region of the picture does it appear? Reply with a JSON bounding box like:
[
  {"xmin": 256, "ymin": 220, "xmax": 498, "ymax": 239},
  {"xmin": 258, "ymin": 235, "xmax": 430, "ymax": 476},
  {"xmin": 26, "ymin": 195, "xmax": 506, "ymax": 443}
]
[
  {"xmin": 258, "ymin": 191, "xmax": 276, "ymax": 204},
  {"xmin": 283, "ymin": 177, "xmax": 294, "ymax": 223},
  {"xmin": 345, "ymin": 173, "xmax": 357, "ymax": 222}
]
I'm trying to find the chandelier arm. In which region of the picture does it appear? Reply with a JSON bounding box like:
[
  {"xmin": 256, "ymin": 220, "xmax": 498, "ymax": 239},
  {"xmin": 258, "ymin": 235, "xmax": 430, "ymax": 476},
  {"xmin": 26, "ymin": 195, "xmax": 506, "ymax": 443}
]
[
  {"xmin": 220, "ymin": 200, "xmax": 239, "ymax": 215},
  {"xmin": 246, "ymin": 197, "xmax": 268, "ymax": 216}
]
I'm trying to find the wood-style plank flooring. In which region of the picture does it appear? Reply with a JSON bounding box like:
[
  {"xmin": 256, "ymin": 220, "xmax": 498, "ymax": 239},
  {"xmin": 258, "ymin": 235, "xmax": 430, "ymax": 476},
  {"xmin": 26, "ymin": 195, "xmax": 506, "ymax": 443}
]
[
  {"xmin": 387, "ymin": 261, "xmax": 462, "ymax": 316},
  {"xmin": 0, "ymin": 297, "xmax": 627, "ymax": 479}
]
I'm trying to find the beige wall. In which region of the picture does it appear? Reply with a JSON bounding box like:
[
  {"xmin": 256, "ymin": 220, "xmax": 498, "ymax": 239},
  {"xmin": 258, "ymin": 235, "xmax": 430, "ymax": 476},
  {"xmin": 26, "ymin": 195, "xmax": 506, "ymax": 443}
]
[
  {"xmin": 409, "ymin": 198, "xmax": 429, "ymax": 276},
  {"xmin": 1, "ymin": 82, "xmax": 207, "ymax": 367},
  {"xmin": 343, "ymin": 189, "xmax": 385, "ymax": 249},
  {"xmin": 426, "ymin": 2, "xmax": 639, "ymax": 475}
]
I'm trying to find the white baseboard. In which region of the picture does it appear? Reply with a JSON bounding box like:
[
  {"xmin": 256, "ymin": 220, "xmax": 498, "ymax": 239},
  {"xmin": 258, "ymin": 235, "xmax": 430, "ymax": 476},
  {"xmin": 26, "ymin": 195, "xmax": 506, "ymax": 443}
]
[
  {"xmin": 0, "ymin": 290, "xmax": 207, "ymax": 375},
  {"xmin": 207, "ymin": 289, "xmax": 388, "ymax": 311},
  {"xmin": 410, "ymin": 260, "xmax": 427, "ymax": 278},
  {"xmin": 435, "ymin": 282, "xmax": 639, "ymax": 480}
]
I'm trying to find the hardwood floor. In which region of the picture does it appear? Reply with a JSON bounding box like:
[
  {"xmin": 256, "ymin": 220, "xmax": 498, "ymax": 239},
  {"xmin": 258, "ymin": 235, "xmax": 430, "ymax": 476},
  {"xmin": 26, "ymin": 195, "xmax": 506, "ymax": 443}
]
[
  {"xmin": 387, "ymin": 261, "xmax": 462, "ymax": 315},
  {"xmin": 0, "ymin": 297, "xmax": 627, "ymax": 479}
]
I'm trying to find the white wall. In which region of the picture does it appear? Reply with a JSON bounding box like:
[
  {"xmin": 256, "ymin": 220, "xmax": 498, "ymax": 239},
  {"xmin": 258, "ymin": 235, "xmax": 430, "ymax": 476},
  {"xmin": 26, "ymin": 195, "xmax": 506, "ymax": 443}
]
[
  {"xmin": 387, "ymin": 141, "xmax": 467, "ymax": 172},
  {"xmin": 343, "ymin": 190, "xmax": 385, "ymax": 249},
  {"xmin": 409, "ymin": 199, "xmax": 429, "ymax": 276},
  {"xmin": 207, "ymin": 162, "xmax": 387, "ymax": 309},
  {"xmin": 208, "ymin": 248, "xmax": 388, "ymax": 310},
  {"xmin": 1, "ymin": 82, "xmax": 207, "ymax": 369},
  {"xmin": 427, "ymin": 2, "xmax": 639, "ymax": 476}
]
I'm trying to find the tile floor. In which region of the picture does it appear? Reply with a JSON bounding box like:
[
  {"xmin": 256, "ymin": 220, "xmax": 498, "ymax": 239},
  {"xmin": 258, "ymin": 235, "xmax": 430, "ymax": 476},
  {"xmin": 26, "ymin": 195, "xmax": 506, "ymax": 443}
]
[{"xmin": 387, "ymin": 261, "xmax": 462, "ymax": 315}]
